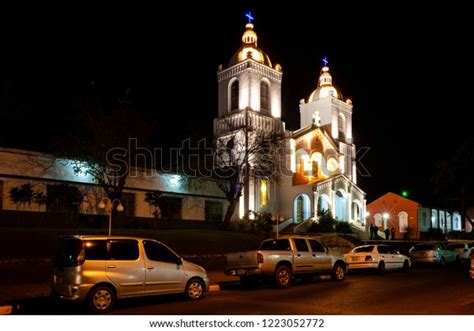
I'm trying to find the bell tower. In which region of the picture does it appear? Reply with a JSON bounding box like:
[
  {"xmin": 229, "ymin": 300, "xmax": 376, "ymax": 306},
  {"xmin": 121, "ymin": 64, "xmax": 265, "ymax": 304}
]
[
  {"xmin": 213, "ymin": 13, "xmax": 285, "ymax": 219},
  {"xmin": 215, "ymin": 16, "xmax": 282, "ymax": 122},
  {"xmin": 299, "ymin": 59, "xmax": 357, "ymax": 183}
]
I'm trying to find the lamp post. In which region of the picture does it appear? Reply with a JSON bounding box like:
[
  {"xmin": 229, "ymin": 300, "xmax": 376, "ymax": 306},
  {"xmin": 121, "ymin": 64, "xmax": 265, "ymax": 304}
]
[{"xmin": 98, "ymin": 198, "xmax": 124, "ymax": 236}]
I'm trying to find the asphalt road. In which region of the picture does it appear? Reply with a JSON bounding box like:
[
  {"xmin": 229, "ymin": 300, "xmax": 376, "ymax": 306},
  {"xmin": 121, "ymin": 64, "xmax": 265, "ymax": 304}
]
[{"xmin": 12, "ymin": 265, "xmax": 474, "ymax": 315}]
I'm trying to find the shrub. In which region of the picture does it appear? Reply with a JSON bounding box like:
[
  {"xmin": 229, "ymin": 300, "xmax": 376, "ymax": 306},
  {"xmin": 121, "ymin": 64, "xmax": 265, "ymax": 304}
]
[
  {"xmin": 335, "ymin": 221, "xmax": 352, "ymax": 234},
  {"xmin": 230, "ymin": 211, "xmax": 273, "ymax": 235},
  {"xmin": 308, "ymin": 209, "xmax": 337, "ymax": 233}
]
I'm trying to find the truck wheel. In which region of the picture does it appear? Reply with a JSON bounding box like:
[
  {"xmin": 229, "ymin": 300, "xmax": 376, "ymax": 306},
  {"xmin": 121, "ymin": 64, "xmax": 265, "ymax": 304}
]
[
  {"xmin": 331, "ymin": 263, "xmax": 346, "ymax": 281},
  {"xmin": 274, "ymin": 265, "xmax": 292, "ymax": 289}
]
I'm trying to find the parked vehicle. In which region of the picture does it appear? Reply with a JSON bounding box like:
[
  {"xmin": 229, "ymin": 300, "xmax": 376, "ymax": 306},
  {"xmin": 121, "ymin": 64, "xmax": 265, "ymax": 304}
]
[
  {"xmin": 345, "ymin": 245, "xmax": 410, "ymax": 273},
  {"xmin": 51, "ymin": 236, "xmax": 209, "ymax": 312},
  {"xmin": 409, "ymin": 242, "xmax": 458, "ymax": 267},
  {"xmin": 447, "ymin": 242, "xmax": 473, "ymax": 261},
  {"xmin": 224, "ymin": 235, "xmax": 348, "ymax": 288}
]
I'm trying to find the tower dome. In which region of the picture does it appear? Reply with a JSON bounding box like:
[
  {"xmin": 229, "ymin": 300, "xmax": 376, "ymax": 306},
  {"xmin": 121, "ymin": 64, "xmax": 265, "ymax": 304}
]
[
  {"xmin": 228, "ymin": 22, "xmax": 272, "ymax": 67},
  {"xmin": 308, "ymin": 66, "xmax": 342, "ymax": 102}
]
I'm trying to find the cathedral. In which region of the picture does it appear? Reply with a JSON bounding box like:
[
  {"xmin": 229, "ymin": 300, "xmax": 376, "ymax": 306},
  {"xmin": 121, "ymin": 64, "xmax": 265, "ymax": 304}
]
[
  {"xmin": 0, "ymin": 16, "xmax": 367, "ymax": 231},
  {"xmin": 214, "ymin": 18, "xmax": 367, "ymax": 229}
]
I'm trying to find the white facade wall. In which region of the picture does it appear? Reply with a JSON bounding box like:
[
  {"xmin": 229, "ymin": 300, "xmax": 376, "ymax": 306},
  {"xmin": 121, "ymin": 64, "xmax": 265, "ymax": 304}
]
[{"xmin": 0, "ymin": 149, "xmax": 226, "ymax": 222}]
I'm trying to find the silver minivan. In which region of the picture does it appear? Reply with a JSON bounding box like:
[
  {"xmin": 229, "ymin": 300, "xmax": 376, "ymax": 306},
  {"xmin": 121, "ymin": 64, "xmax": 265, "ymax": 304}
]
[{"xmin": 51, "ymin": 235, "xmax": 209, "ymax": 312}]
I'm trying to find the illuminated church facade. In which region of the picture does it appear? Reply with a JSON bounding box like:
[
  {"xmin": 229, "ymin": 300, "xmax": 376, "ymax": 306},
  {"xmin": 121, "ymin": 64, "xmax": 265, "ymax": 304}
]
[{"xmin": 215, "ymin": 19, "xmax": 367, "ymax": 228}]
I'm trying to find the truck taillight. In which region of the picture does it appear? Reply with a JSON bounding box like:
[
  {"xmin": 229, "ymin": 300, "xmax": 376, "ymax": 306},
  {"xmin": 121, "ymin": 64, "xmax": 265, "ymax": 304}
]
[
  {"xmin": 365, "ymin": 255, "xmax": 373, "ymax": 262},
  {"xmin": 257, "ymin": 252, "xmax": 264, "ymax": 264}
]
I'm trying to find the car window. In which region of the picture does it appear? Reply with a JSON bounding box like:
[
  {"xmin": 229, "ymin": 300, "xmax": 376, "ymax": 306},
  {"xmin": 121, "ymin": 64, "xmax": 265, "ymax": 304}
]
[
  {"xmin": 54, "ymin": 238, "xmax": 83, "ymax": 268},
  {"xmin": 143, "ymin": 240, "xmax": 179, "ymax": 263},
  {"xmin": 439, "ymin": 243, "xmax": 448, "ymax": 250},
  {"xmin": 260, "ymin": 239, "xmax": 291, "ymax": 251},
  {"xmin": 386, "ymin": 246, "xmax": 397, "ymax": 254},
  {"xmin": 84, "ymin": 240, "xmax": 107, "ymax": 260},
  {"xmin": 293, "ymin": 239, "xmax": 309, "ymax": 252},
  {"xmin": 412, "ymin": 244, "xmax": 435, "ymax": 251},
  {"xmin": 309, "ymin": 240, "xmax": 326, "ymax": 253},
  {"xmin": 109, "ymin": 240, "xmax": 139, "ymax": 260},
  {"xmin": 448, "ymin": 244, "xmax": 465, "ymax": 249},
  {"xmin": 353, "ymin": 246, "xmax": 374, "ymax": 253},
  {"xmin": 377, "ymin": 246, "xmax": 389, "ymax": 254}
]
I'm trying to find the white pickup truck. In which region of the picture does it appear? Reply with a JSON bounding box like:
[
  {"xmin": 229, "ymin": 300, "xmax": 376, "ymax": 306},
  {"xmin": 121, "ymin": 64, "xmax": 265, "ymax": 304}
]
[{"xmin": 225, "ymin": 235, "xmax": 348, "ymax": 288}]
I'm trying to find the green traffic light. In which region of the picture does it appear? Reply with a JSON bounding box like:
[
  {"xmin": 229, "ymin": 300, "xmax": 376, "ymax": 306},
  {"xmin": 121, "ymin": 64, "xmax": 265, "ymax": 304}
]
[{"xmin": 401, "ymin": 190, "xmax": 409, "ymax": 197}]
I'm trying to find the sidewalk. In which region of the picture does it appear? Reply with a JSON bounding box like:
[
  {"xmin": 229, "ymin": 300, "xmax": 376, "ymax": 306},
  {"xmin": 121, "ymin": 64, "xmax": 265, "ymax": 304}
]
[{"xmin": 0, "ymin": 270, "xmax": 238, "ymax": 310}]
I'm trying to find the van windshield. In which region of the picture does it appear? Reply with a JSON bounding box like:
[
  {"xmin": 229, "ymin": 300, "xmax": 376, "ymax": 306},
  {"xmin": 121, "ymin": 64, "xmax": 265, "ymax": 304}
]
[{"xmin": 54, "ymin": 238, "xmax": 84, "ymax": 268}]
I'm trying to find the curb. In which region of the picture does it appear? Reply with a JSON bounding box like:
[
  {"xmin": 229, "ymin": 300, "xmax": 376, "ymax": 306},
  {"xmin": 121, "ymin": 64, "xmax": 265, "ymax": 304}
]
[
  {"xmin": 208, "ymin": 284, "xmax": 220, "ymax": 292},
  {"xmin": 0, "ymin": 305, "xmax": 12, "ymax": 315}
]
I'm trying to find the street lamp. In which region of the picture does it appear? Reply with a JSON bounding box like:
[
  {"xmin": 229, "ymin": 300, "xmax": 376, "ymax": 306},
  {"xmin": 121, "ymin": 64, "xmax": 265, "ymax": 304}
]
[{"xmin": 98, "ymin": 198, "xmax": 124, "ymax": 236}]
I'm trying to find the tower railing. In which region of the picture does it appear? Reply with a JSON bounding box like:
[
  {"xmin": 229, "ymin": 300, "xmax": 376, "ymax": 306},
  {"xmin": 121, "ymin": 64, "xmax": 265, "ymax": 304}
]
[{"xmin": 214, "ymin": 109, "xmax": 284, "ymax": 136}]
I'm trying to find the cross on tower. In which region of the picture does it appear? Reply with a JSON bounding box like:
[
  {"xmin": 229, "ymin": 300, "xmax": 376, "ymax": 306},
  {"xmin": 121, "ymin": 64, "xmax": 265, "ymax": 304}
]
[
  {"xmin": 245, "ymin": 11, "xmax": 254, "ymax": 23},
  {"xmin": 322, "ymin": 56, "xmax": 329, "ymax": 66}
]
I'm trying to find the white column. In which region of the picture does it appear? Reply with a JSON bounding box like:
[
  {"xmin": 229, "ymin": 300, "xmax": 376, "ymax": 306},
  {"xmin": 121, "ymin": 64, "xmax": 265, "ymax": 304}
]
[
  {"xmin": 239, "ymin": 72, "xmax": 250, "ymax": 110},
  {"xmin": 314, "ymin": 191, "xmax": 319, "ymax": 219},
  {"xmin": 346, "ymin": 114, "xmax": 353, "ymax": 144},
  {"xmin": 330, "ymin": 191, "xmax": 336, "ymax": 218},
  {"xmin": 271, "ymin": 82, "xmax": 281, "ymax": 118},
  {"xmin": 346, "ymin": 192, "xmax": 352, "ymax": 222},
  {"xmin": 331, "ymin": 110, "xmax": 338, "ymax": 139}
]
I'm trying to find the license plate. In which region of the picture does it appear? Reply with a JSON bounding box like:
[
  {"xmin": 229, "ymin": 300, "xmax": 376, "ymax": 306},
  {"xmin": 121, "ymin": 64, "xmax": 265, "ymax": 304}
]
[
  {"xmin": 54, "ymin": 275, "xmax": 64, "ymax": 284},
  {"xmin": 237, "ymin": 269, "xmax": 246, "ymax": 275}
]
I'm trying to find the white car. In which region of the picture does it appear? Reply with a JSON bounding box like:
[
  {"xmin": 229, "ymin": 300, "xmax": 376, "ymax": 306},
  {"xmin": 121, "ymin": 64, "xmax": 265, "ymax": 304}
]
[
  {"xmin": 345, "ymin": 244, "xmax": 410, "ymax": 273},
  {"xmin": 447, "ymin": 242, "xmax": 473, "ymax": 261}
]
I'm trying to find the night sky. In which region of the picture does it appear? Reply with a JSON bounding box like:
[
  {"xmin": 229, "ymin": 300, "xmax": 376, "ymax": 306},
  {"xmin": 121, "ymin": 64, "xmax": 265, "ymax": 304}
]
[{"xmin": 1, "ymin": 1, "xmax": 472, "ymax": 205}]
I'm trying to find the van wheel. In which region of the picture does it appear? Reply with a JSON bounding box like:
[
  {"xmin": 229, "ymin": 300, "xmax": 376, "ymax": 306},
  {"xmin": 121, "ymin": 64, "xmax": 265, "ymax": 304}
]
[
  {"xmin": 331, "ymin": 263, "xmax": 346, "ymax": 281},
  {"xmin": 87, "ymin": 285, "xmax": 115, "ymax": 313},
  {"xmin": 274, "ymin": 265, "xmax": 292, "ymax": 289},
  {"xmin": 185, "ymin": 279, "xmax": 205, "ymax": 300}
]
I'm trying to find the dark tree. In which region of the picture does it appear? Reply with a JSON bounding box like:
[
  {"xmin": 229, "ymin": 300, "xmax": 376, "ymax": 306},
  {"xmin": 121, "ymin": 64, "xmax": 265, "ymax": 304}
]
[
  {"xmin": 213, "ymin": 115, "xmax": 283, "ymax": 226},
  {"xmin": 144, "ymin": 191, "xmax": 182, "ymax": 222},
  {"xmin": 55, "ymin": 88, "xmax": 156, "ymax": 212},
  {"xmin": 432, "ymin": 137, "xmax": 474, "ymax": 228}
]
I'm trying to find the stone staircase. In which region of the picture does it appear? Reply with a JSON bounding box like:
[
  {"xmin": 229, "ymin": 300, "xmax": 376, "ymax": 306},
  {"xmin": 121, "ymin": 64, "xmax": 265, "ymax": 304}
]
[{"xmin": 320, "ymin": 234, "xmax": 360, "ymax": 254}]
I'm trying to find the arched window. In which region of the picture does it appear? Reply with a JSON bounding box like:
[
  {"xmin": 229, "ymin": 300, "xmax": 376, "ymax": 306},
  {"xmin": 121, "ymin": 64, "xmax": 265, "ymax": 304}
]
[
  {"xmin": 335, "ymin": 191, "xmax": 347, "ymax": 221},
  {"xmin": 260, "ymin": 81, "xmax": 270, "ymax": 113},
  {"xmin": 230, "ymin": 80, "xmax": 239, "ymax": 112},
  {"xmin": 398, "ymin": 211, "xmax": 408, "ymax": 233}
]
